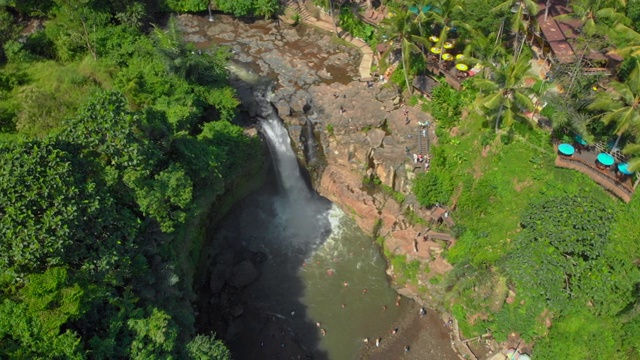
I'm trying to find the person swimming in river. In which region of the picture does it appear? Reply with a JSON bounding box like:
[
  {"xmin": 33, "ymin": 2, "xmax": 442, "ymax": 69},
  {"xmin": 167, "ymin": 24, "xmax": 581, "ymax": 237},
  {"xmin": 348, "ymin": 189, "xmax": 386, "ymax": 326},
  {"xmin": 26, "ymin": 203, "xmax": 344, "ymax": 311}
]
[
  {"xmin": 343, "ymin": 281, "xmax": 349, "ymax": 287},
  {"xmin": 320, "ymin": 328, "xmax": 326, "ymax": 336},
  {"xmin": 362, "ymin": 288, "xmax": 368, "ymax": 295}
]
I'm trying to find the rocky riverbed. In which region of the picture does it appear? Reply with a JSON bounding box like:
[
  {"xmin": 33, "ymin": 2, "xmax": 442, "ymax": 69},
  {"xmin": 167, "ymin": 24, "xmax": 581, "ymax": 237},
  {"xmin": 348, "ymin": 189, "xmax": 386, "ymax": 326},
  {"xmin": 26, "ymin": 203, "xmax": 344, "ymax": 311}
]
[{"xmin": 177, "ymin": 13, "xmax": 492, "ymax": 359}]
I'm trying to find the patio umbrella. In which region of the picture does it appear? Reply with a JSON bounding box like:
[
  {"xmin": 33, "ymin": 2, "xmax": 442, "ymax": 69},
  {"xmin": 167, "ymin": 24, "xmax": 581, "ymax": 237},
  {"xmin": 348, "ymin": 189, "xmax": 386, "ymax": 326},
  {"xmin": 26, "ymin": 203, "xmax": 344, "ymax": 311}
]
[
  {"xmin": 558, "ymin": 143, "xmax": 575, "ymax": 156},
  {"xmin": 597, "ymin": 153, "xmax": 615, "ymax": 166},
  {"xmin": 455, "ymin": 54, "xmax": 465, "ymax": 60},
  {"xmin": 429, "ymin": 35, "xmax": 439, "ymax": 42},
  {"xmin": 455, "ymin": 63, "xmax": 469, "ymax": 71},
  {"xmin": 618, "ymin": 163, "xmax": 634, "ymax": 175},
  {"xmin": 443, "ymin": 41, "xmax": 454, "ymax": 49},
  {"xmin": 442, "ymin": 53, "xmax": 453, "ymax": 61},
  {"xmin": 574, "ymin": 135, "xmax": 587, "ymax": 146},
  {"xmin": 410, "ymin": 5, "xmax": 432, "ymax": 14},
  {"xmin": 430, "ymin": 47, "xmax": 442, "ymax": 54}
]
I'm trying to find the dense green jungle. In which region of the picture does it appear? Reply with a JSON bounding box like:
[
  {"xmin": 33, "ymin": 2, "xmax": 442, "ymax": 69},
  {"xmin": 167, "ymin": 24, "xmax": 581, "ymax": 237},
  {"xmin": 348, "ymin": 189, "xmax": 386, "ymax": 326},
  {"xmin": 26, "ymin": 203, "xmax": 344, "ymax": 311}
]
[{"xmin": 0, "ymin": 0, "xmax": 640, "ymax": 358}]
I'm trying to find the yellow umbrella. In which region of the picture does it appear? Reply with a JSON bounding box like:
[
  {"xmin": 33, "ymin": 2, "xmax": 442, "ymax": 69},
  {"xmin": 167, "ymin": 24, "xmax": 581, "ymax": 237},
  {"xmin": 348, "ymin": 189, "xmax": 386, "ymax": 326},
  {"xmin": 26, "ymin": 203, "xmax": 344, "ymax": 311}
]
[
  {"xmin": 430, "ymin": 47, "xmax": 442, "ymax": 54},
  {"xmin": 429, "ymin": 35, "xmax": 439, "ymax": 42},
  {"xmin": 455, "ymin": 63, "xmax": 469, "ymax": 71},
  {"xmin": 443, "ymin": 41, "xmax": 454, "ymax": 49},
  {"xmin": 455, "ymin": 54, "xmax": 465, "ymax": 60},
  {"xmin": 442, "ymin": 53, "xmax": 453, "ymax": 61}
]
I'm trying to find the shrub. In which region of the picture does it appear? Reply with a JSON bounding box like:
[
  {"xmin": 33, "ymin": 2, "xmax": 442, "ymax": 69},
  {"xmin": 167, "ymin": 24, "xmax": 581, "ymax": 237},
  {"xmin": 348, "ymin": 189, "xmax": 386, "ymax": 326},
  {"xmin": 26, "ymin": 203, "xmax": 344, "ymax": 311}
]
[
  {"xmin": 339, "ymin": 8, "xmax": 375, "ymax": 45},
  {"xmin": 413, "ymin": 170, "xmax": 453, "ymax": 207}
]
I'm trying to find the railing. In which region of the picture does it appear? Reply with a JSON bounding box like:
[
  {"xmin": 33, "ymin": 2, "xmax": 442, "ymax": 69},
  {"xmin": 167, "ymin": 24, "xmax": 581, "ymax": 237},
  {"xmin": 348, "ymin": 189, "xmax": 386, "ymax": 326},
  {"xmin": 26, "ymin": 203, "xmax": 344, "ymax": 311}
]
[
  {"xmin": 591, "ymin": 141, "xmax": 629, "ymax": 163},
  {"xmin": 555, "ymin": 155, "xmax": 633, "ymax": 202}
]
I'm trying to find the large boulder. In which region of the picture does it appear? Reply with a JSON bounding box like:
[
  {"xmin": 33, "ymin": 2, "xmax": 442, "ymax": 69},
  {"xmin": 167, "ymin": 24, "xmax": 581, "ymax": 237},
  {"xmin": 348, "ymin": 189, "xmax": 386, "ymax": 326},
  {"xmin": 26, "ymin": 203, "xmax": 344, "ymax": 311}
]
[
  {"xmin": 366, "ymin": 128, "xmax": 386, "ymax": 148},
  {"xmin": 274, "ymin": 99, "xmax": 291, "ymax": 117},
  {"xmin": 228, "ymin": 260, "xmax": 260, "ymax": 289}
]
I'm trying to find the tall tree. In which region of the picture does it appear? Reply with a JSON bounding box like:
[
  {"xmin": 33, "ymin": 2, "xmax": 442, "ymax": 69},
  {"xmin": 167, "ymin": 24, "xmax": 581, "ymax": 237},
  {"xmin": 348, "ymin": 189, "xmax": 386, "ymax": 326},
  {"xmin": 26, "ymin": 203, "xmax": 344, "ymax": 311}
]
[
  {"xmin": 473, "ymin": 55, "xmax": 536, "ymax": 132},
  {"xmin": 379, "ymin": 4, "xmax": 429, "ymax": 93},
  {"xmin": 622, "ymin": 142, "xmax": 640, "ymax": 172},
  {"xmin": 588, "ymin": 62, "xmax": 640, "ymax": 151},
  {"xmin": 45, "ymin": 0, "xmax": 112, "ymax": 61},
  {"xmin": 492, "ymin": 0, "xmax": 538, "ymax": 60},
  {"xmin": 546, "ymin": 93, "xmax": 593, "ymax": 140},
  {"xmin": 0, "ymin": 138, "xmax": 138, "ymax": 277},
  {"xmin": 566, "ymin": 0, "xmax": 630, "ymax": 37},
  {"xmin": 0, "ymin": 267, "xmax": 85, "ymax": 359},
  {"xmin": 613, "ymin": 23, "xmax": 640, "ymax": 57},
  {"xmin": 463, "ymin": 29, "xmax": 507, "ymax": 65}
]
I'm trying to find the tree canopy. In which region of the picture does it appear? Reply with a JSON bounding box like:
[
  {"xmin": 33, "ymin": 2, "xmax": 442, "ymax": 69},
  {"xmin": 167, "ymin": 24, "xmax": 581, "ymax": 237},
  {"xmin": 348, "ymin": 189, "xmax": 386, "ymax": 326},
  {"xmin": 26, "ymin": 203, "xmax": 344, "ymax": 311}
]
[{"xmin": 0, "ymin": 1, "xmax": 260, "ymax": 358}]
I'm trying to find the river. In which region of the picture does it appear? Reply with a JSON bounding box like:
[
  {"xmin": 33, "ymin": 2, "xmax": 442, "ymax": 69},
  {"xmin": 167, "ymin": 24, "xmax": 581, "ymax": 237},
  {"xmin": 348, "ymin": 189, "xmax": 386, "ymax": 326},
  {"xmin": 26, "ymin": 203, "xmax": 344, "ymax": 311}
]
[{"xmin": 181, "ymin": 13, "xmax": 461, "ymax": 360}]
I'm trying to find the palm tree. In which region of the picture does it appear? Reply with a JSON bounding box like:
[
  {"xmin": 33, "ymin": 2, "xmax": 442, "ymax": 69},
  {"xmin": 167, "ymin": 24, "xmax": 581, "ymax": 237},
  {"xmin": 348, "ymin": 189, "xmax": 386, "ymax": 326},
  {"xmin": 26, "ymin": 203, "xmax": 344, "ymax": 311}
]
[
  {"xmin": 565, "ymin": 0, "xmax": 630, "ymax": 37},
  {"xmin": 473, "ymin": 55, "xmax": 536, "ymax": 132},
  {"xmin": 588, "ymin": 63, "xmax": 640, "ymax": 152},
  {"xmin": 463, "ymin": 29, "xmax": 507, "ymax": 65},
  {"xmin": 622, "ymin": 143, "xmax": 640, "ymax": 172},
  {"xmin": 612, "ymin": 24, "xmax": 640, "ymax": 57},
  {"xmin": 492, "ymin": 0, "xmax": 538, "ymax": 60},
  {"xmin": 379, "ymin": 4, "xmax": 429, "ymax": 93},
  {"xmin": 546, "ymin": 93, "xmax": 593, "ymax": 140}
]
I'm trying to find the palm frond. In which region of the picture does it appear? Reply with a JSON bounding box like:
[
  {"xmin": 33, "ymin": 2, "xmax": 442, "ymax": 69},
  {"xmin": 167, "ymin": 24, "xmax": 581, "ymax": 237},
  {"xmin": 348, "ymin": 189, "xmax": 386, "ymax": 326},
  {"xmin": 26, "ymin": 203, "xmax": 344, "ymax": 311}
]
[
  {"xmin": 514, "ymin": 91, "xmax": 534, "ymax": 111},
  {"xmin": 479, "ymin": 92, "xmax": 504, "ymax": 110}
]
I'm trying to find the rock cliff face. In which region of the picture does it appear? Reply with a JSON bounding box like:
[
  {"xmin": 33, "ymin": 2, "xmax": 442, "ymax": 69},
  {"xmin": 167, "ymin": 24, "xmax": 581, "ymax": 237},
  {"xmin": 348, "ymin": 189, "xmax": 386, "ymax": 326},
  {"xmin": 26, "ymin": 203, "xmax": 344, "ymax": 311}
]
[
  {"xmin": 275, "ymin": 80, "xmax": 454, "ymax": 302},
  {"xmin": 176, "ymin": 12, "xmax": 453, "ymax": 304}
]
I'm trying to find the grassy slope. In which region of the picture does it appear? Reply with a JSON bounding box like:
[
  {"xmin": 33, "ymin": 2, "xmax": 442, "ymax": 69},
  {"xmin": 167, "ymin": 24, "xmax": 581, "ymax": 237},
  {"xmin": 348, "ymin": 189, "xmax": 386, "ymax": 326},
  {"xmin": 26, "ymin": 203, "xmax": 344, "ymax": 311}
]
[{"xmin": 431, "ymin": 109, "xmax": 640, "ymax": 354}]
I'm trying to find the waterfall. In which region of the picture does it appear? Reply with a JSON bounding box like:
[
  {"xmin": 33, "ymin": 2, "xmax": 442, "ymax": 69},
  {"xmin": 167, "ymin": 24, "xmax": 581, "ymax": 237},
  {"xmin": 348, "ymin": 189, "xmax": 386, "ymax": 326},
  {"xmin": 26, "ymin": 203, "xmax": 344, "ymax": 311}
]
[
  {"xmin": 260, "ymin": 108, "xmax": 311, "ymax": 201},
  {"xmin": 256, "ymin": 88, "xmax": 330, "ymax": 250}
]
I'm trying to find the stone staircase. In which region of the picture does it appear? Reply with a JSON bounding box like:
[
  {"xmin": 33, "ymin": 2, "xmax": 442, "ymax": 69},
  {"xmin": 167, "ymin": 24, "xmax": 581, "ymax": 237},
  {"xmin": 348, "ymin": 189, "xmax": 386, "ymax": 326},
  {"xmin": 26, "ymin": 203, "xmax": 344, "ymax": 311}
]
[
  {"xmin": 417, "ymin": 127, "xmax": 429, "ymax": 156},
  {"xmin": 286, "ymin": 0, "xmax": 314, "ymax": 23}
]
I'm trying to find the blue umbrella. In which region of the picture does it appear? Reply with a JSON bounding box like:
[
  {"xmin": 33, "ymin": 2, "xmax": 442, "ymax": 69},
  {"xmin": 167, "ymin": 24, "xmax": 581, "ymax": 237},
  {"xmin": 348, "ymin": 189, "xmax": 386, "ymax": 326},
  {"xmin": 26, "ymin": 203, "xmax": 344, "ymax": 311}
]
[
  {"xmin": 575, "ymin": 135, "xmax": 587, "ymax": 146},
  {"xmin": 409, "ymin": 5, "xmax": 432, "ymax": 14},
  {"xmin": 558, "ymin": 143, "xmax": 575, "ymax": 156},
  {"xmin": 597, "ymin": 153, "xmax": 615, "ymax": 166},
  {"xmin": 618, "ymin": 163, "xmax": 634, "ymax": 175}
]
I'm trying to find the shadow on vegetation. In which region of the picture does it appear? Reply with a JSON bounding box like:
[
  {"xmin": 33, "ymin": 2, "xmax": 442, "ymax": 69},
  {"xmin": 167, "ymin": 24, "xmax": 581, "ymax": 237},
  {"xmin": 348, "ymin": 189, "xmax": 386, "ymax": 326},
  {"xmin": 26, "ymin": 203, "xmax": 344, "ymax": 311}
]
[{"xmin": 194, "ymin": 156, "xmax": 331, "ymax": 360}]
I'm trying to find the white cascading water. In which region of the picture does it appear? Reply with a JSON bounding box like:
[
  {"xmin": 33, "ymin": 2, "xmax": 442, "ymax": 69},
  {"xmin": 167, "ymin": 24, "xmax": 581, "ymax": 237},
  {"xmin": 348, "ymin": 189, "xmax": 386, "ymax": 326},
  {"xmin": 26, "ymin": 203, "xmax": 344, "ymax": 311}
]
[
  {"xmin": 255, "ymin": 89, "xmax": 330, "ymax": 251},
  {"xmin": 260, "ymin": 115, "xmax": 311, "ymax": 201}
]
